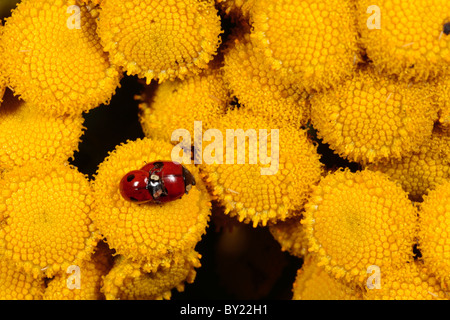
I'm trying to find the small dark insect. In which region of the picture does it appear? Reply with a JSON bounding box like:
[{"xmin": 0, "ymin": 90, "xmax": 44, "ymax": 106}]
[{"xmin": 443, "ymin": 22, "xmax": 450, "ymax": 35}]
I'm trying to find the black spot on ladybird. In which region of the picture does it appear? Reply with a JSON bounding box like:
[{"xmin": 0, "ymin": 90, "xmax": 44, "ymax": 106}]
[
  {"xmin": 127, "ymin": 174, "xmax": 135, "ymax": 182},
  {"xmin": 130, "ymin": 197, "xmax": 138, "ymax": 202}
]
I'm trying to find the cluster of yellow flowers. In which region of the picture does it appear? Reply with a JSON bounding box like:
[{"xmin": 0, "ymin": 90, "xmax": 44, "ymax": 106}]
[
  {"xmin": 0, "ymin": 0, "xmax": 449, "ymax": 300},
  {"xmin": 0, "ymin": 0, "xmax": 213, "ymax": 300}
]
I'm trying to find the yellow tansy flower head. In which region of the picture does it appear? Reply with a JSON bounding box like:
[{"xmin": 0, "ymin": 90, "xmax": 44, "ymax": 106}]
[
  {"xmin": 200, "ymin": 108, "xmax": 323, "ymax": 227},
  {"xmin": 0, "ymin": 0, "xmax": 122, "ymax": 116},
  {"xmin": 0, "ymin": 90, "xmax": 85, "ymax": 170},
  {"xmin": 418, "ymin": 180, "xmax": 450, "ymax": 288},
  {"xmin": 302, "ymin": 169, "xmax": 418, "ymax": 284},
  {"xmin": 43, "ymin": 241, "xmax": 114, "ymax": 300},
  {"xmin": 92, "ymin": 138, "xmax": 211, "ymax": 269},
  {"xmin": 310, "ymin": 66, "xmax": 437, "ymax": 164},
  {"xmin": 101, "ymin": 250, "xmax": 201, "ymax": 300},
  {"xmin": 269, "ymin": 216, "xmax": 309, "ymax": 258},
  {"xmin": 364, "ymin": 262, "xmax": 448, "ymax": 300},
  {"xmin": 292, "ymin": 255, "xmax": 364, "ymax": 300},
  {"xmin": 250, "ymin": 0, "xmax": 360, "ymax": 93},
  {"xmin": 222, "ymin": 29, "xmax": 309, "ymax": 127},
  {"xmin": 357, "ymin": 0, "xmax": 450, "ymax": 81},
  {"xmin": 0, "ymin": 255, "xmax": 45, "ymax": 300},
  {"xmin": 138, "ymin": 59, "xmax": 230, "ymax": 144},
  {"xmin": 366, "ymin": 130, "xmax": 450, "ymax": 201},
  {"xmin": 0, "ymin": 160, "xmax": 99, "ymax": 279},
  {"xmin": 96, "ymin": 0, "xmax": 222, "ymax": 84}
]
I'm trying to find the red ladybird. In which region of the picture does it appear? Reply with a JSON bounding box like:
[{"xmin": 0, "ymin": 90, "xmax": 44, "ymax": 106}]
[{"xmin": 119, "ymin": 161, "xmax": 196, "ymax": 204}]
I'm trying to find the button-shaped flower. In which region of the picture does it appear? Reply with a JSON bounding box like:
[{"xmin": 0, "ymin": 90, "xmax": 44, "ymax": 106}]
[
  {"xmin": 0, "ymin": 0, "xmax": 122, "ymax": 115},
  {"xmin": 0, "ymin": 160, "xmax": 99, "ymax": 279},
  {"xmin": 96, "ymin": 0, "xmax": 222, "ymax": 83},
  {"xmin": 91, "ymin": 138, "xmax": 211, "ymax": 270}
]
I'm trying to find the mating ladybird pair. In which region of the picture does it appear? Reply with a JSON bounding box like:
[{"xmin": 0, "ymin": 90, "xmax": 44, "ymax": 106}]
[{"xmin": 119, "ymin": 161, "xmax": 196, "ymax": 204}]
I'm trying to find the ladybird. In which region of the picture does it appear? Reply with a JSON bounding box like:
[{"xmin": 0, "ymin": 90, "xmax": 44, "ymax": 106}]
[{"xmin": 119, "ymin": 161, "xmax": 196, "ymax": 204}]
